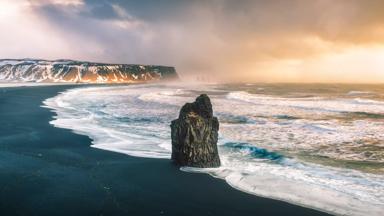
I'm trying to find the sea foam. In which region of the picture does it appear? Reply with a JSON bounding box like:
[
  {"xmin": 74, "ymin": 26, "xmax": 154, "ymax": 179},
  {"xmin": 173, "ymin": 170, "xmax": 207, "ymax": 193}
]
[{"xmin": 43, "ymin": 84, "xmax": 384, "ymax": 216}]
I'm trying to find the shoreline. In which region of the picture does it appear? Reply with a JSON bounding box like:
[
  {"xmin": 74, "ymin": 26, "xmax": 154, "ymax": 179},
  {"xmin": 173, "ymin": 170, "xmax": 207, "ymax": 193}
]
[{"xmin": 0, "ymin": 85, "xmax": 330, "ymax": 216}]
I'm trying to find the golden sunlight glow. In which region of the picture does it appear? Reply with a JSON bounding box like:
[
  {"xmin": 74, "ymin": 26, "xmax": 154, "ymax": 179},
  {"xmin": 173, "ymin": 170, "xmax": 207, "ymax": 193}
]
[
  {"xmin": 295, "ymin": 46, "xmax": 384, "ymax": 83},
  {"xmin": 235, "ymin": 46, "xmax": 384, "ymax": 83}
]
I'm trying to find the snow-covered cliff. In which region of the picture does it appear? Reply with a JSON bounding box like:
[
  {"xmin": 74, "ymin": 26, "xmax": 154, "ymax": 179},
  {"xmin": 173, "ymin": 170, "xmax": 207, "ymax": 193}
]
[{"xmin": 0, "ymin": 59, "xmax": 178, "ymax": 83}]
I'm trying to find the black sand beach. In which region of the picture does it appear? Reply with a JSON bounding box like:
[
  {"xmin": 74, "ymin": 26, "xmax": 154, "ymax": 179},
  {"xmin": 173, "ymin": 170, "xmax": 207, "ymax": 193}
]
[{"xmin": 0, "ymin": 85, "xmax": 330, "ymax": 216}]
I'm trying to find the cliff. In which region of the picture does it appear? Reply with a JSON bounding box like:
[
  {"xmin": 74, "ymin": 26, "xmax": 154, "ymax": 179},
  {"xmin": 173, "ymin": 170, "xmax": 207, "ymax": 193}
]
[{"xmin": 0, "ymin": 59, "xmax": 178, "ymax": 83}]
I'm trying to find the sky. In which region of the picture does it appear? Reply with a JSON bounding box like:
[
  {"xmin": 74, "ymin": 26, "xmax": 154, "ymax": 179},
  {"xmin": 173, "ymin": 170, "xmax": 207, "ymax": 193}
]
[{"xmin": 0, "ymin": 0, "xmax": 384, "ymax": 83}]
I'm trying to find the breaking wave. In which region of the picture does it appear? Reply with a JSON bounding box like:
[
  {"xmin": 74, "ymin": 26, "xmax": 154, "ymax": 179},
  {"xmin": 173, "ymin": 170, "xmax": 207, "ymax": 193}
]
[{"xmin": 43, "ymin": 84, "xmax": 384, "ymax": 216}]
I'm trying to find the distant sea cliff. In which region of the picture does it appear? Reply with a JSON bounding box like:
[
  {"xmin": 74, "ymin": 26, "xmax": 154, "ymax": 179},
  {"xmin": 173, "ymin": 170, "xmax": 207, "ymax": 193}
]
[{"xmin": 0, "ymin": 59, "xmax": 178, "ymax": 83}]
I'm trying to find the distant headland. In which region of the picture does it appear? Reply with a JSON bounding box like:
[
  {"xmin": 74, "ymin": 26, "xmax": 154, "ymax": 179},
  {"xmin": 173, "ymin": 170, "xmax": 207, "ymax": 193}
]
[{"xmin": 0, "ymin": 59, "xmax": 178, "ymax": 83}]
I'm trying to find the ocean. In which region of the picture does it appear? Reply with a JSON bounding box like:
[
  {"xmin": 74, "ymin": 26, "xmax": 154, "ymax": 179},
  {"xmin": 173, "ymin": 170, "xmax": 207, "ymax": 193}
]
[{"xmin": 43, "ymin": 83, "xmax": 384, "ymax": 216}]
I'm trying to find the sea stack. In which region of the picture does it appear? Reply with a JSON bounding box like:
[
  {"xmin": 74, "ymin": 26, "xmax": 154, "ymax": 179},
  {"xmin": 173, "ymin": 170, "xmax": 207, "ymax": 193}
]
[{"xmin": 171, "ymin": 94, "xmax": 221, "ymax": 168}]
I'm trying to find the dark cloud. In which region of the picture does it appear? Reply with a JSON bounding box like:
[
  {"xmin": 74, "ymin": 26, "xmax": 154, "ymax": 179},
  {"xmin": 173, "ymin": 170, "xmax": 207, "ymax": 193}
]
[
  {"xmin": 81, "ymin": 1, "xmax": 119, "ymax": 20},
  {"xmin": 80, "ymin": 0, "xmax": 197, "ymax": 22}
]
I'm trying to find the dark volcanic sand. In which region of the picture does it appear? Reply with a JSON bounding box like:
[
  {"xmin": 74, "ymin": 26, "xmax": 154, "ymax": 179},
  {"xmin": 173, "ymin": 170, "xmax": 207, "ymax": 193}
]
[{"xmin": 0, "ymin": 85, "xmax": 330, "ymax": 216}]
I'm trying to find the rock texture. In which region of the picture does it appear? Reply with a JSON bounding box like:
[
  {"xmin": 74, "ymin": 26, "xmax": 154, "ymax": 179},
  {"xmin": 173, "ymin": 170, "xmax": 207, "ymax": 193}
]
[{"xmin": 171, "ymin": 94, "xmax": 221, "ymax": 167}]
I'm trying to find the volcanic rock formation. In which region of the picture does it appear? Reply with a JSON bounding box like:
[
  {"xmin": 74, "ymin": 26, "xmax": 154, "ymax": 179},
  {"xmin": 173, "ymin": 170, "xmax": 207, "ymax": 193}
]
[{"xmin": 171, "ymin": 94, "xmax": 221, "ymax": 168}]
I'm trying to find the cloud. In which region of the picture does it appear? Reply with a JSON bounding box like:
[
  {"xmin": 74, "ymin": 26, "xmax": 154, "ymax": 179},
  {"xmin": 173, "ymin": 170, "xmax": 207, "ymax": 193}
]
[
  {"xmin": 0, "ymin": 0, "xmax": 383, "ymax": 82},
  {"xmin": 29, "ymin": 0, "xmax": 84, "ymax": 7},
  {"xmin": 0, "ymin": 0, "xmax": 83, "ymax": 59}
]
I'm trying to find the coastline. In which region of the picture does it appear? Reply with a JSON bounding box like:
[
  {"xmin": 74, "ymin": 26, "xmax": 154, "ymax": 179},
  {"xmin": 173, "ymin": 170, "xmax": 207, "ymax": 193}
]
[{"xmin": 0, "ymin": 85, "xmax": 330, "ymax": 216}]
